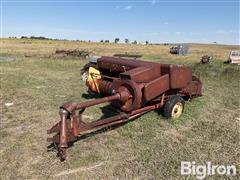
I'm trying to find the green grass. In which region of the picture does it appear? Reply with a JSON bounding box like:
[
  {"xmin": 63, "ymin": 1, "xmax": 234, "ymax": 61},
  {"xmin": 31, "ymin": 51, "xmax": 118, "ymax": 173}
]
[{"xmin": 0, "ymin": 39, "xmax": 239, "ymax": 179}]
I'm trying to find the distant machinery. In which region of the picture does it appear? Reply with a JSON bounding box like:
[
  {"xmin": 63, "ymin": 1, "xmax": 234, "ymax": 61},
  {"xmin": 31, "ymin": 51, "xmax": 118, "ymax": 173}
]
[{"xmin": 170, "ymin": 45, "xmax": 189, "ymax": 55}]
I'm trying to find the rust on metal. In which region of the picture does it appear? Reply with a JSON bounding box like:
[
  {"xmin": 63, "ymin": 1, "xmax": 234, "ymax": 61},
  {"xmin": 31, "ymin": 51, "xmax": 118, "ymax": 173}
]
[{"xmin": 48, "ymin": 56, "xmax": 202, "ymax": 161}]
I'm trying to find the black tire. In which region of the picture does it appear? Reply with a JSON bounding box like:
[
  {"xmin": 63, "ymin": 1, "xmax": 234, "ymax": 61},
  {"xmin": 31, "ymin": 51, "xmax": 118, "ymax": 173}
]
[{"xmin": 163, "ymin": 95, "xmax": 185, "ymax": 119}]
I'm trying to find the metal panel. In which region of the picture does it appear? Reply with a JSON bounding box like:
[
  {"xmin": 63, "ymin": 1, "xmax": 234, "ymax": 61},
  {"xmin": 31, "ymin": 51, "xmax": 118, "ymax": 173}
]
[
  {"xmin": 170, "ymin": 65, "xmax": 192, "ymax": 89},
  {"xmin": 143, "ymin": 74, "xmax": 170, "ymax": 101},
  {"xmin": 120, "ymin": 66, "xmax": 161, "ymax": 83}
]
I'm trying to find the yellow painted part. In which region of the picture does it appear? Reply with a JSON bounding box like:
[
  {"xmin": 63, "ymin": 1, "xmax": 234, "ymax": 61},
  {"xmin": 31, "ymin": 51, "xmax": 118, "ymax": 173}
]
[
  {"xmin": 86, "ymin": 67, "xmax": 101, "ymax": 93},
  {"xmin": 171, "ymin": 102, "xmax": 183, "ymax": 119}
]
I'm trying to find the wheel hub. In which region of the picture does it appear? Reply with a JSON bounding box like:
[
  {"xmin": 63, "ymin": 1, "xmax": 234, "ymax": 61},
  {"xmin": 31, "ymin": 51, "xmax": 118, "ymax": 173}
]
[{"xmin": 171, "ymin": 102, "xmax": 183, "ymax": 119}]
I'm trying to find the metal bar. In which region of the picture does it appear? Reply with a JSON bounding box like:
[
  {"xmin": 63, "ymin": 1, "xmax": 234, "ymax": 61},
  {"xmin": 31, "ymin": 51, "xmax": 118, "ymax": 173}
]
[
  {"xmin": 77, "ymin": 102, "xmax": 164, "ymax": 133},
  {"xmin": 59, "ymin": 109, "xmax": 68, "ymax": 148},
  {"xmin": 75, "ymin": 93, "xmax": 121, "ymax": 110},
  {"xmin": 129, "ymin": 103, "xmax": 162, "ymax": 117},
  {"xmin": 78, "ymin": 112, "xmax": 128, "ymax": 131},
  {"xmin": 160, "ymin": 93, "xmax": 165, "ymax": 106}
]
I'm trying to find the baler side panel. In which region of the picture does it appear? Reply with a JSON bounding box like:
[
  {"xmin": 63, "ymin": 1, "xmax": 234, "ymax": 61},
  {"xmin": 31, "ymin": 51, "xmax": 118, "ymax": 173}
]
[
  {"xmin": 143, "ymin": 74, "xmax": 170, "ymax": 102},
  {"xmin": 180, "ymin": 76, "xmax": 202, "ymax": 96},
  {"xmin": 161, "ymin": 65, "xmax": 192, "ymax": 89},
  {"xmin": 170, "ymin": 66, "xmax": 192, "ymax": 89}
]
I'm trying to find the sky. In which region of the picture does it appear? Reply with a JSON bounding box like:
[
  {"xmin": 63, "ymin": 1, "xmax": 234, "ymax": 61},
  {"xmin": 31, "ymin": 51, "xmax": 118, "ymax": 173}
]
[{"xmin": 1, "ymin": 0, "xmax": 240, "ymax": 45}]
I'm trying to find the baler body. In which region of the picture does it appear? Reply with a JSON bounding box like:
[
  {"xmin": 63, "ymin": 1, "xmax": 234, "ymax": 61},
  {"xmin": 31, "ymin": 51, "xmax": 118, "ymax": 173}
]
[
  {"xmin": 92, "ymin": 56, "xmax": 201, "ymax": 111},
  {"xmin": 48, "ymin": 56, "xmax": 202, "ymax": 161}
]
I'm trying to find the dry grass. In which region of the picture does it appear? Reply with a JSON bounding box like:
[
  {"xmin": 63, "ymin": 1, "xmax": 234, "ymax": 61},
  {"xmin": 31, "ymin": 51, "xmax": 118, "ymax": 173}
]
[{"xmin": 0, "ymin": 38, "xmax": 239, "ymax": 179}]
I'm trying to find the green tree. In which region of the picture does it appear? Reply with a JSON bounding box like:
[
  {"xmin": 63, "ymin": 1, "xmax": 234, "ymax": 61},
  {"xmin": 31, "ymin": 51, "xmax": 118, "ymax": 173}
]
[{"xmin": 114, "ymin": 38, "xmax": 120, "ymax": 43}]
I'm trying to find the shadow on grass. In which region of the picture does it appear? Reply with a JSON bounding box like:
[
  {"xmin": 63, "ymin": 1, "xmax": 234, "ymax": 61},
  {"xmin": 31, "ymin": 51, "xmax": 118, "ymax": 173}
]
[{"xmin": 81, "ymin": 92, "xmax": 102, "ymax": 99}]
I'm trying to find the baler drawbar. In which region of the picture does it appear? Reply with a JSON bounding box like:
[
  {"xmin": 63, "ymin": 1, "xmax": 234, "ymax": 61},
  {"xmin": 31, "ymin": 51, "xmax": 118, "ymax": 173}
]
[{"xmin": 47, "ymin": 56, "xmax": 202, "ymax": 161}]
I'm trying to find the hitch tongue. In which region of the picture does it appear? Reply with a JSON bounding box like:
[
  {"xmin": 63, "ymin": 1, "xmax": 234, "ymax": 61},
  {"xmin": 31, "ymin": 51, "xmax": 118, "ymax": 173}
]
[
  {"xmin": 59, "ymin": 108, "xmax": 68, "ymax": 148},
  {"xmin": 48, "ymin": 93, "xmax": 123, "ymax": 161},
  {"xmin": 57, "ymin": 108, "xmax": 69, "ymax": 161}
]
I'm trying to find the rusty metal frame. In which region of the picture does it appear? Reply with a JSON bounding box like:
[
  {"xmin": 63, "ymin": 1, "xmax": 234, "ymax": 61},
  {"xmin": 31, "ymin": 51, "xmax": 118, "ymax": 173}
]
[
  {"xmin": 48, "ymin": 56, "xmax": 202, "ymax": 161},
  {"xmin": 47, "ymin": 93, "xmax": 166, "ymax": 161}
]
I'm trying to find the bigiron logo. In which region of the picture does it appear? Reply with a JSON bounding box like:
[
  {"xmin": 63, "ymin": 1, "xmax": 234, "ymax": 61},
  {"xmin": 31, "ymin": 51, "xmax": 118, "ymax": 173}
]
[{"xmin": 181, "ymin": 161, "xmax": 237, "ymax": 179}]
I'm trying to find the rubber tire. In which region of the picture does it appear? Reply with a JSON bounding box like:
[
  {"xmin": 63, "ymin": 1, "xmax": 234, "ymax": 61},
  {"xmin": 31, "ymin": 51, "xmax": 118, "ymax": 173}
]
[{"xmin": 163, "ymin": 95, "xmax": 185, "ymax": 119}]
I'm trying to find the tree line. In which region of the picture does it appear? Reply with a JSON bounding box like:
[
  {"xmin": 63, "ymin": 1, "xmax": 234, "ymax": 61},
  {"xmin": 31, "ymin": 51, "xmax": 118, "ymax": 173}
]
[
  {"xmin": 8, "ymin": 36, "xmax": 150, "ymax": 44},
  {"xmin": 100, "ymin": 38, "xmax": 149, "ymax": 45}
]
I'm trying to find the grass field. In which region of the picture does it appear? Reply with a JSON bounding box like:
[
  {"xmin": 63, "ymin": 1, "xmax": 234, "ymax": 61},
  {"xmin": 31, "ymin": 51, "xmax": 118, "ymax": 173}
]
[{"xmin": 0, "ymin": 38, "xmax": 239, "ymax": 179}]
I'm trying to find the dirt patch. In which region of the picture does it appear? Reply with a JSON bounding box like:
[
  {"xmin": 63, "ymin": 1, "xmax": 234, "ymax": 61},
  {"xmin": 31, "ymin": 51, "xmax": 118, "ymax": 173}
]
[
  {"xmin": 0, "ymin": 55, "xmax": 16, "ymax": 62},
  {"xmin": 54, "ymin": 161, "xmax": 106, "ymax": 177},
  {"xmin": 6, "ymin": 125, "xmax": 31, "ymax": 135}
]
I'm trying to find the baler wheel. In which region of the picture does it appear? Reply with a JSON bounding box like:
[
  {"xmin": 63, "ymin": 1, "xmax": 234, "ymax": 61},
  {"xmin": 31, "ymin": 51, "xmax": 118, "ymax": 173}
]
[{"xmin": 163, "ymin": 96, "xmax": 185, "ymax": 119}]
